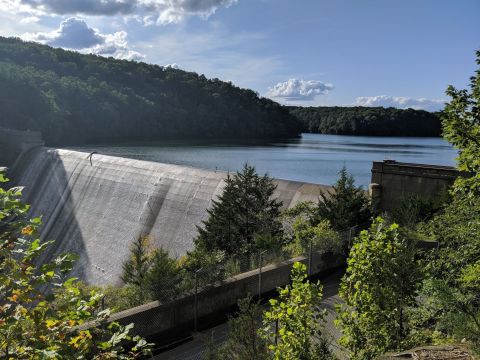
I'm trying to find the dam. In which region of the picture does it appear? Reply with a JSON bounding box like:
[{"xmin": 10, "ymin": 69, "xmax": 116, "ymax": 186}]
[{"xmin": 0, "ymin": 128, "xmax": 330, "ymax": 286}]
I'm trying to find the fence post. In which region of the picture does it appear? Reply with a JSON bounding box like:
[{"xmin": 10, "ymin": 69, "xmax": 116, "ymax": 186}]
[
  {"xmin": 258, "ymin": 251, "xmax": 264, "ymax": 298},
  {"xmin": 194, "ymin": 268, "xmax": 202, "ymax": 333},
  {"xmin": 308, "ymin": 238, "xmax": 313, "ymax": 277}
]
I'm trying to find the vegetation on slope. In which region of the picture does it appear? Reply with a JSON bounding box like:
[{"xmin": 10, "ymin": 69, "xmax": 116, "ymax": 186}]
[
  {"xmin": 0, "ymin": 37, "xmax": 301, "ymax": 145},
  {"xmin": 288, "ymin": 106, "xmax": 442, "ymax": 137}
]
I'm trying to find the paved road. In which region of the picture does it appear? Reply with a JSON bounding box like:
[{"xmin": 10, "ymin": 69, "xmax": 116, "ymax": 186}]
[{"xmin": 155, "ymin": 268, "xmax": 347, "ymax": 360}]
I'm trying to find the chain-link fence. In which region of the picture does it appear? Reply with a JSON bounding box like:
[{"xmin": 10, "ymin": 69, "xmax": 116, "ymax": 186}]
[
  {"xmin": 152, "ymin": 226, "xmax": 361, "ymax": 359},
  {"xmin": 125, "ymin": 225, "xmax": 357, "ymax": 318},
  {"xmin": 101, "ymin": 225, "xmax": 362, "ymax": 312}
]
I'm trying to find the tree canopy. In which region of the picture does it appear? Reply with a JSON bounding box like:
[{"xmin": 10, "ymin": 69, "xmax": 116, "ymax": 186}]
[
  {"xmin": 288, "ymin": 106, "xmax": 442, "ymax": 137},
  {"xmin": 194, "ymin": 164, "xmax": 284, "ymax": 257},
  {"xmin": 441, "ymin": 50, "xmax": 480, "ymax": 196},
  {"xmin": 0, "ymin": 37, "xmax": 302, "ymax": 145}
]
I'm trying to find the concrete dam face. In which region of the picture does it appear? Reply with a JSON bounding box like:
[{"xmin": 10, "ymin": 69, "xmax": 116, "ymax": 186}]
[{"xmin": 2, "ymin": 135, "xmax": 330, "ymax": 286}]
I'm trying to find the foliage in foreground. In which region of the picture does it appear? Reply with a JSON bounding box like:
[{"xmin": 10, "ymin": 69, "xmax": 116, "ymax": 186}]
[
  {"xmin": 336, "ymin": 218, "xmax": 422, "ymax": 360},
  {"xmin": 411, "ymin": 51, "xmax": 480, "ymax": 349},
  {"xmin": 0, "ymin": 170, "xmax": 151, "ymax": 358},
  {"xmin": 261, "ymin": 262, "xmax": 334, "ymax": 360},
  {"xmin": 207, "ymin": 296, "xmax": 268, "ymax": 360},
  {"xmin": 441, "ymin": 49, "xmax": 480, "ymax": 197},
  {"xmin": 415, "ymin": 194, "xmax": 480, "ymax": 349},
  {"xmin": 208, "ymin": 262, "xmax": 335, "ymax": 360}
]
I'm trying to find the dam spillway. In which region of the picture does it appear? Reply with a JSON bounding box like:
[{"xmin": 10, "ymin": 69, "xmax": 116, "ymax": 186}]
[{"xmin": 4, "ymin": 141, "xmax": 331, "ymax": 286}]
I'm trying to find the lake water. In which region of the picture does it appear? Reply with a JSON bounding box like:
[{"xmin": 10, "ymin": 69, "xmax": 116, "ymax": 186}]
[{"xmin": 70, "ymin": 133, "xmax": 457, "ymax": 187}]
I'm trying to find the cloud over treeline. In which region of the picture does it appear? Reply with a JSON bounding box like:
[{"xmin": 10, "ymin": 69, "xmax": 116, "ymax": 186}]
[
  {"xmin": 22, "ymin": 17, "xmax": 144, "ymax": 60},
  {"xmin": 355, "ymin": 95, "xmax": 445, "ymax": 112},
  {"xmin": 266, "ymin": 79, "xmax": 334, "ymax": 101}
]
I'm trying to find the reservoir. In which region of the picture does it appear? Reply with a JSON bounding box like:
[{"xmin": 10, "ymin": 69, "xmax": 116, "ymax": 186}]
[{"xmin": 70, "ymin": 133, "xmax": 457, "ymax": 187}]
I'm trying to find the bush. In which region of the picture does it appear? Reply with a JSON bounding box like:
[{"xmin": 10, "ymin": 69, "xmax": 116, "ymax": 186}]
[
  {"xmin": 285, "ymin": 218, "xmax": 341, "ymax": 256},
  {"xmin": 261, "ymin": 262, "xmax": 333, "ymax": 360},
  {"xmin": 0, "ymin": 170, "xmax": 151, "ymax": 358},
  {"xmin": 336, "ymin": 218, "xmax": 422, "ymax": 360}
]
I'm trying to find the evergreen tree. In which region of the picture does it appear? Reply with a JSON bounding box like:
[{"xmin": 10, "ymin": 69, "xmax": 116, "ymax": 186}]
[
  {"xmin": 195, "ymin": 164, "xmax": 283, "ymax": 257},
  {"xmin": 145, "ymin": 248, "xmax": 184, "ymax": 302},
  {"xmin": 317, "ymin": 166, "xmax": 372, "ymax": 231},
  {"xmin": 121, "ymin": 235, "xmax": 154, "ymax": 302}
]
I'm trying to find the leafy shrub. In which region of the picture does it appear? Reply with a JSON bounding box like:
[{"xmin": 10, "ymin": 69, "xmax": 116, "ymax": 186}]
[
  {"xmin": 336, "ymin": 218, "xmax": 422, "ymax": 360},
  {"xmin": 0, "ymin": 170, "xmax": 152, "ymax": 358}
]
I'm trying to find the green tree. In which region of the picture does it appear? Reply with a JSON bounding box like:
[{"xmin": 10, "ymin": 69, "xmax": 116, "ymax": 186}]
[
  {"xmin": 416, "ymin": 194, "xmax": 480, "ymax": 347},
  {"xmin": 195, "ymin": 164, "xmax": 283, "ymax": 257},
  {"xmin": 317, "ymin": 166, "xmax": 372, "ymax": 232},
  {"xmin": 0, "ymin": 37, "xmax": 302, "ymax": 146},
  {"xmin": 121, "ymin": 236, "xmax": 184, "ymax": 303},
  {"xmin": 0, "ymin": 170, "xmax": 151, "ymax": 358},
  {"xmin": 213, "ymin": 295, "xmax": 268, "ymax": 360},
  {"xmin": 121, "ymin": 235, "xmax": 154, "ymax": 302},
  {"xmin": 441, "ymin": 50, "xmax": 480, "ymax": 196},
  {"xmin": 336, "ymin": 218, "xmax": 422, "ymax": 360},
  {"xmin": 427, "ymin": 261, "xmax": 480, "ymax": 349},
  {"xmin": 411, "ymin": 50, "xmax": 480, "ymax": 349},
  {"xmin": 288, "ymin": 105, "xmax": 441, "ymax": 137},
  {"xmin": 261, "ymin": 262, "xmax": 332, "ymax": 360},
  {"xmin": 285, "ymin": 218, "xmax": 341, "ymax": 256},
  {"xmin": 145, "ymin": 248, "xmax": 184, "ymax": 302}
]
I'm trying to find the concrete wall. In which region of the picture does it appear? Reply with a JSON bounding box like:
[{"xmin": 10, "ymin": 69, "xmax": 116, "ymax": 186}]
[
  {"xmin": 370, "ymin": 160, "xmax": 461, "ymax": 212},
  {"xmin": 0, "ymin": 128, "xmax": 332, "ymax": 286},
  {"xmin": 110, "ymin": 251, "xmax": 342, "ymax": 343},
  {"xmin": 0, "ymin": 127, "xmax": 44, "ymax": 167}
]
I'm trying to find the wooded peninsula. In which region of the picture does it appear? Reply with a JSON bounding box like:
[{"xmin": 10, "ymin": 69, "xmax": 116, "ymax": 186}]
[{"xmin": 288, "ymin": 106, "xmax": 442, "ymax": 137}]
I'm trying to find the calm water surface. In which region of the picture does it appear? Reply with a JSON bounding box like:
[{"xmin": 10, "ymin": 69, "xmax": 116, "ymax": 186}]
[{"xmin": 70, "ymin": 133, "xmax": 457, "ymax": 187}]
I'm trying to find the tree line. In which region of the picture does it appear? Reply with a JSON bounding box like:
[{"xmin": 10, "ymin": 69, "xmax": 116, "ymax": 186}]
[
  {"xmin": 288, "ymin": 105, "xmax": 443, "ymax": 137},
  {"xmin": 0, "ymin": 37, "xmax": 302, "ymax": 145}
]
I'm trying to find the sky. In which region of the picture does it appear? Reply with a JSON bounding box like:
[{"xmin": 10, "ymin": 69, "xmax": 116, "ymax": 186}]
[{"xmin": 0, "ymin": 0, "xmax": 478, "ymax": 111}]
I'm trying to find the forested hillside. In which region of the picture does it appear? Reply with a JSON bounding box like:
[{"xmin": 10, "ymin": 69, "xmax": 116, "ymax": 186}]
[
  {"xmin": 0, "ymin": 37, "xmax": 301, "ymax": 145},
  {"xmin": 288, "ymin": 106, "xmax": 442, "ymax": 137}
]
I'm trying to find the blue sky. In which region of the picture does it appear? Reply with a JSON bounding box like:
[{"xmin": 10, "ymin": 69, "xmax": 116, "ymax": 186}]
[{"xmin": 0, "ymin": 0, "xmax": 478, "ymax": 110}]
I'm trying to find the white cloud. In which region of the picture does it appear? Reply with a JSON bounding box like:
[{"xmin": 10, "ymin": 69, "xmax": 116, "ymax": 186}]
[
  {"xmin": 22, "ymin": 17, "xmax": 145, "ymax": 61},
  {"xmin": 4, "ymin": 0, "xmax": 238, "ymax": 24},
  {"xmin": 354, "ymin": 95, "xmax": 445, "ymax": 112},
  {"xmin": 266, "ymin": 79, "xmax": 334, "ymax": 101},
  {"xmin": 164, "ymin": 63, "xmax": 179, "ymax": 69}
]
